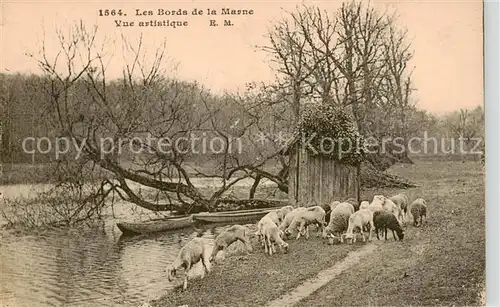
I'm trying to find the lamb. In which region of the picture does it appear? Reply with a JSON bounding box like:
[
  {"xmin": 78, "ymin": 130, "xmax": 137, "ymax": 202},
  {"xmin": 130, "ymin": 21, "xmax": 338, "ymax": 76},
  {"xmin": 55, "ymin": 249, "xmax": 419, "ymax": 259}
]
[
  {"xmin": 342, "ymin": 208, "xmax": 374, "ymax": 244},
  {"xmin": 261, "ymin": 218, "xmax": 289, "ymax": 255},
  {"xmin": 390, "ymin": 193, "xmax": 410, "ymax": 221},
  {"xmin": 165, "ymin": 237, "xmax": 212, "ymax": 290},
  {"xmin": 410, "ymin": 198, "xmax": 428, "ymax": 227},
  {"xmin": 209, "ymin": 225, "xmax": 253, "ymax": 262},
  {"xmin": 285, "ymin": 206, "xmax": 326, "ymax": 240},
  {"xmin": 373, "ymin": 210, "xmax": 405, "ymax": 241},
  {"xmin": 323, "ymin": 202, "xmax": 355, "ymax": 242}
]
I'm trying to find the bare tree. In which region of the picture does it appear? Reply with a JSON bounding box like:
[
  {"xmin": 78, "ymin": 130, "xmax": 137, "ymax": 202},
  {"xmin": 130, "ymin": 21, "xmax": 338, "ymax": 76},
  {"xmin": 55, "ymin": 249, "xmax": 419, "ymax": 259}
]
[{"xmin": 26, "ymin": 21, "xmax": 291, "ymax": 215}]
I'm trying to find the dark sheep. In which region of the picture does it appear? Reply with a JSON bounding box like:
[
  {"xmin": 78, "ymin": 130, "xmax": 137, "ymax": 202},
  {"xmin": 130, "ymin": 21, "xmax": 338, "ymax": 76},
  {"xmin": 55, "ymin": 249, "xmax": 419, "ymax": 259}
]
[
  {"xmin": 373, "ymin": 211, "xmax": 404, "ymax": 241},
  {"xmin": 325, "ymin": 213, "xmax": 350, "ymax": 237},
  {"xmin": 410, "ymin": 198, "xmax": 428, "ymax": 227}
]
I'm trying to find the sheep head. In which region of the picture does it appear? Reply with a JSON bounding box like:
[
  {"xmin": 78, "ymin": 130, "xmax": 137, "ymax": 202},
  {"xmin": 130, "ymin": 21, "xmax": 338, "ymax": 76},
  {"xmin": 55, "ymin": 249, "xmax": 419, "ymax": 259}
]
[{"xmin": 166, "ymin": 265, "xmax": 177, "ymax": 281}]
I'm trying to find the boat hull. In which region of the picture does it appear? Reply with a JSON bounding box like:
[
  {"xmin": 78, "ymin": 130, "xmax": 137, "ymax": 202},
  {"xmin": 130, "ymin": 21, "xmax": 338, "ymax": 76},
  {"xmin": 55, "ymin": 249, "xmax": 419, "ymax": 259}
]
[
  {"xmin": 193, "ymin": 208, "xmax": 275, "ymax": 224},
  {"xmin": 117, "ymin": 215, "xmax": 193, "ymax": 235}
]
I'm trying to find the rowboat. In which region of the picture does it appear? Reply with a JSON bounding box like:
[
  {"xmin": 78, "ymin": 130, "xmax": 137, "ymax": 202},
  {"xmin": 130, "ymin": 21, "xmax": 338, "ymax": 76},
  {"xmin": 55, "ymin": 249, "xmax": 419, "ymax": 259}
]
[
  {"xmin": 116, "ymin": 215, "xmax": 194, "ymax": 235},
  {"xmin": 193, "ymin": 207, "xmax": 277, "ymax": 224}
]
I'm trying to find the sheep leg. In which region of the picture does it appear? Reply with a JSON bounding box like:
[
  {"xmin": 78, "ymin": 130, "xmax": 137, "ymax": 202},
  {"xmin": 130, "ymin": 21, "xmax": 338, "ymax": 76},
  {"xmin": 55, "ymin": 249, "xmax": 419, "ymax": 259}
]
[
  {"xmin": 305, "ymin": 225, "xmax": 310, "ymax": 240},
  {"xmin": 392, "ymin": 229, "xmax": 397, "ymax": 240},
  {"xmin": 368, "ymin": 221, "xmax": 374, "ymax": 242},
  {"xmin": 384, "ymin": 228, "xmax": 388, "ymax": 241},
  {"xmin": 202, "ymin": 250, "xmax": 212, "ymax": 276},
  {"xmin": 267, "ymin": 236, "xmax": 273, "ymax": 255},
  {"xmin": 375, "ymin": 228, "xmax": 380, "ymax": 240},
  {"xmin": 296, "ymin": 223, "xmax": 304, "ymax": 240},
  {"xmin": 183, "ymin": 274, "xmax": 188, "ymax": 290},
  {"xmin": 182, "ymin": 264, "xmax": 191, "ymax": 290},
  {"xmin": 264, "ymin": 236, "xmax": 269, "ymax": 254}
]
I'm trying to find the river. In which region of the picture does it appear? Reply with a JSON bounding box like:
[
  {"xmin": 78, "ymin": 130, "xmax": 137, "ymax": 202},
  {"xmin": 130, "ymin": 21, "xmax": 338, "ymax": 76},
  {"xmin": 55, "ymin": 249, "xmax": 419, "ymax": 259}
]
[{"xmin": 0, "ymin": 181, "xmax": 279, "ymax": 307}]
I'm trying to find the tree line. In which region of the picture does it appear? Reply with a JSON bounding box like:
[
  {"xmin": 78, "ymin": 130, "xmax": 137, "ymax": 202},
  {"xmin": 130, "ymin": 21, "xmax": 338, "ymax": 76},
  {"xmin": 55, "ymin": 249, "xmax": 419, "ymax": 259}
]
[{"xmin": 0, "ymin": 2, "xmax": 484, "ymax": 216}]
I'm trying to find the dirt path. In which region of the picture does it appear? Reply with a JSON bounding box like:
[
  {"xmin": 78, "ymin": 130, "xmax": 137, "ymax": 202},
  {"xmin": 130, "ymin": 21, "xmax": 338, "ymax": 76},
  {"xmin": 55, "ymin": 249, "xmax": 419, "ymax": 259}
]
[{"xmin": 264, "ymin": 242, "xmax": 380, "ymax": 307}]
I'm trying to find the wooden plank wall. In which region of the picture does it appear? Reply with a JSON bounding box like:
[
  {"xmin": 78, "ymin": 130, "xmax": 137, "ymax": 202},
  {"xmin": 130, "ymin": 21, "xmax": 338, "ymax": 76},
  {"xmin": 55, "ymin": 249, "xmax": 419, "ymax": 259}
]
[{"xmin": 288, "ymin": 150, "xmax": 360, "ymax": 207}]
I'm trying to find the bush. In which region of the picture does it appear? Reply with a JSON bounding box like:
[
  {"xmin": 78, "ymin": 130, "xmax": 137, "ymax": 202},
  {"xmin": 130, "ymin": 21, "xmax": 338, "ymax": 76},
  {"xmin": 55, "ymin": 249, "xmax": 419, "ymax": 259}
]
[{"xmin": 298, "ymin": 104, "xmax": 365, "ymax": 166}]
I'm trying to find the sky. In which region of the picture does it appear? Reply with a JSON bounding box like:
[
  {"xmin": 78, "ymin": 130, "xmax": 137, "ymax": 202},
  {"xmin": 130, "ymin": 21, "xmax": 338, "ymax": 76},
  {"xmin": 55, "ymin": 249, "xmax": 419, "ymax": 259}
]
[{"xmin": 0, "ymin": 0, "xmax": 483, "ymax": 114}]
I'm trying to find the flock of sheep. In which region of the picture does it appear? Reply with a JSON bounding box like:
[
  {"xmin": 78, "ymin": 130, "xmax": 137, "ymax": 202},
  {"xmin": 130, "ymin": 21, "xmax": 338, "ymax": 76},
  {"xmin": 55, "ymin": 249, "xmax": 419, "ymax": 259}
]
[{"xmin": 166, "ymin": 193, "xmax": 428, "ymax": 290}]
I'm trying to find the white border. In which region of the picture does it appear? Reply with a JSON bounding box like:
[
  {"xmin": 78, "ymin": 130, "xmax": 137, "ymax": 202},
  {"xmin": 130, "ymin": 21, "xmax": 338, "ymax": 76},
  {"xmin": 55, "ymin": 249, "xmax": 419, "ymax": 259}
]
[{"xmin": 485, "ymin": 1, "xmax": 500, "ymax": 306}]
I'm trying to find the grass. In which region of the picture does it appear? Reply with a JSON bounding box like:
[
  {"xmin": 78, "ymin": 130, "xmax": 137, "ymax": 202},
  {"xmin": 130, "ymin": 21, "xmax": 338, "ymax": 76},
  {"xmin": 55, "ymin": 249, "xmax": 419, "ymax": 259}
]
[
  {"xmin": 152, "ymin": 160, "xmax": 485, "ymax": 307},
  {"xmin": 297, "ymin": 161, "xmax": 485, "ymax": 307}
]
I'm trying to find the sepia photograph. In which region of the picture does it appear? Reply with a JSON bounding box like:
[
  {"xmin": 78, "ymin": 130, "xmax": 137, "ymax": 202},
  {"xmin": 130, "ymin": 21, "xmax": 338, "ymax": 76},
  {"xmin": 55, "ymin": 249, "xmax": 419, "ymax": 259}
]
[{"xmin": 0, "ymin": 1, "xmax": 486, "ymax": 306}]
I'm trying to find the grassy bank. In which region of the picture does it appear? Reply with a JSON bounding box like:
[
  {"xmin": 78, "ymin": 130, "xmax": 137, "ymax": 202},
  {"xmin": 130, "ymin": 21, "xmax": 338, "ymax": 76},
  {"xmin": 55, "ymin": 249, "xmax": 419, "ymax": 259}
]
[
  {"xmin": 152, "ymin": 160, "xmax": 484, "ymax": 307},
  {"xmin": 297, "ymin": 161, "xmax": 485, "ymax": 307}
]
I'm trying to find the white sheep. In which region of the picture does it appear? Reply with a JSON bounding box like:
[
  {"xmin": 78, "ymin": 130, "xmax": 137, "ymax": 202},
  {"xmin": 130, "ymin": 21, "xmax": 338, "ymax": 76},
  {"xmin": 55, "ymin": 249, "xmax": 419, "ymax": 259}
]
[
  {"xmin": 261, "ymin": 217, "xmax": 289, "ymax": 255},
  {"xmin": 328, "ymin": 201, "xmax": 341, "ymax": 211},
  {"xmin": 210, "ymin": 225, "xmax": 253, "ymax": 262},
  {"xmin": 255, "ymin": 205, "xmax": 294, "ymax": 245},
  {"xmin": 410, "ymin": 198, "xmax": 428, "ymax": 227},
  {"xmin": 165, "ymin": 237, "xmax": 212, "ymax": 290},
  {"xmin": 342, "ymin": 208, "xmax": 374, "ymax": 244},
  {"xmin": 323, "ymin": 202, "xmax": 355, "ymax": 242},
  {"xmin": 369, "ymin": 195, "xmax": 385, "ymax": 213},
  {"xmin": 278, "ymin": 207, "xmax": 308, "ymax": 233},
  {"xmin": 390, "ymin": 193, "xmax": 410, "ymax": 221},
  {"xmin": 285, "ymin": 206, "xmax": 326, "ymax": 240}
]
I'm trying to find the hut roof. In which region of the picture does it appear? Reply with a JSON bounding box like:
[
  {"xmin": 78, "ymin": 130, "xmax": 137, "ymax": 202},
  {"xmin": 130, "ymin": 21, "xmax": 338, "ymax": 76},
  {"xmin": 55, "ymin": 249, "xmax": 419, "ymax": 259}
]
[{"xmin": 279, "ymin": 104, "xmax": 365, "ymax": 166}]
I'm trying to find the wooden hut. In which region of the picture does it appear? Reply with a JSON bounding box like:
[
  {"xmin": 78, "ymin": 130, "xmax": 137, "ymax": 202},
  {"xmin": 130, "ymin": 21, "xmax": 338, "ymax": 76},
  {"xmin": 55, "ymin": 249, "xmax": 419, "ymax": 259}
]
[{"xmin": 281, "ymin": 105, "xmax": 362, "ymax": 207}]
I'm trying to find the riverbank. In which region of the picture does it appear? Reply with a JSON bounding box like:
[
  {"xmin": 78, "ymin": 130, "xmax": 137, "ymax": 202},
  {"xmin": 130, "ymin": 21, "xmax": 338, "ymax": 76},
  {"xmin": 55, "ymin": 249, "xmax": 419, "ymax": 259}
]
[{"xmin": 152, "ymin": 160, "xmax": 485, "ymax": 307}]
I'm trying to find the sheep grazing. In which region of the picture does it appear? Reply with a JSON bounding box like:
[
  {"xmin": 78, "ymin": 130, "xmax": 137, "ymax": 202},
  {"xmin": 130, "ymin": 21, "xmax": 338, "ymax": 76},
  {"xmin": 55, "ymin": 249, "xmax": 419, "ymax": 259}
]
[
  {"xmin": 359, "ymin": 201, "xmax": 370, "ymax": 210},
  {"xmin": 166, "ymin": 237, "xmax": 212, "ymax": 290},
  {"xmin": 342, "ymin": 209, "xmax": 374, "ymax": 244},
  {"xmin": 255, "ymin": 206, "xmax": 293, "ymax": 244},
  {"xmin": 323, "ymin": 201, "xmax": 341, "ymax": 224},
  {"xmin": 278, "ymin": 205, "xmax": 295, "ymax": 220},
  {"xmin": 323, "ymin": 202, "xmax": 355, "ymax": 242},
  {"xmin": 343, "ymin": 198, "xmax": 360, "ymax": 211},
  {"xmin": 261, "ymin": 218, "xmax": 289, "ymax": 255},
  {"xmin": 390, "ymin": 193, "xmax": 410, "ymax": 221},
  {"xmin": 285, "ymin": 206, "xmax": 326, "ymax": 240},
  {"xmin": 278, "ymin": 207, "xmax": 308, "ymax": 233},
  {"xmin": 373, "ymin": 210, "xmax": 405, "ymax": 241},
  {"xmin": 410, "ymin": 198, "xmax": 428, "ymax": 227},
  {"xmin": 369, "ymin": 195, "xmax": 404, "ymax": 226},
  {"xmin": 210, "ymin": 225, "xmax": 253, "ymax": 262}
]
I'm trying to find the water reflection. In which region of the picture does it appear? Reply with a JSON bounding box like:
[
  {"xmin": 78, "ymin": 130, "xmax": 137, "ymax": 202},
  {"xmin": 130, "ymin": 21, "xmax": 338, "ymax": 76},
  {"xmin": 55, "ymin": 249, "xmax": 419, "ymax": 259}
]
[
  {"xmin": 0, "ymin": 220, "xmax": 251, "ymax": 307},
  {"xmin": 0, "ymin": 183, "xmax": 265, "ymax": 307}
]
